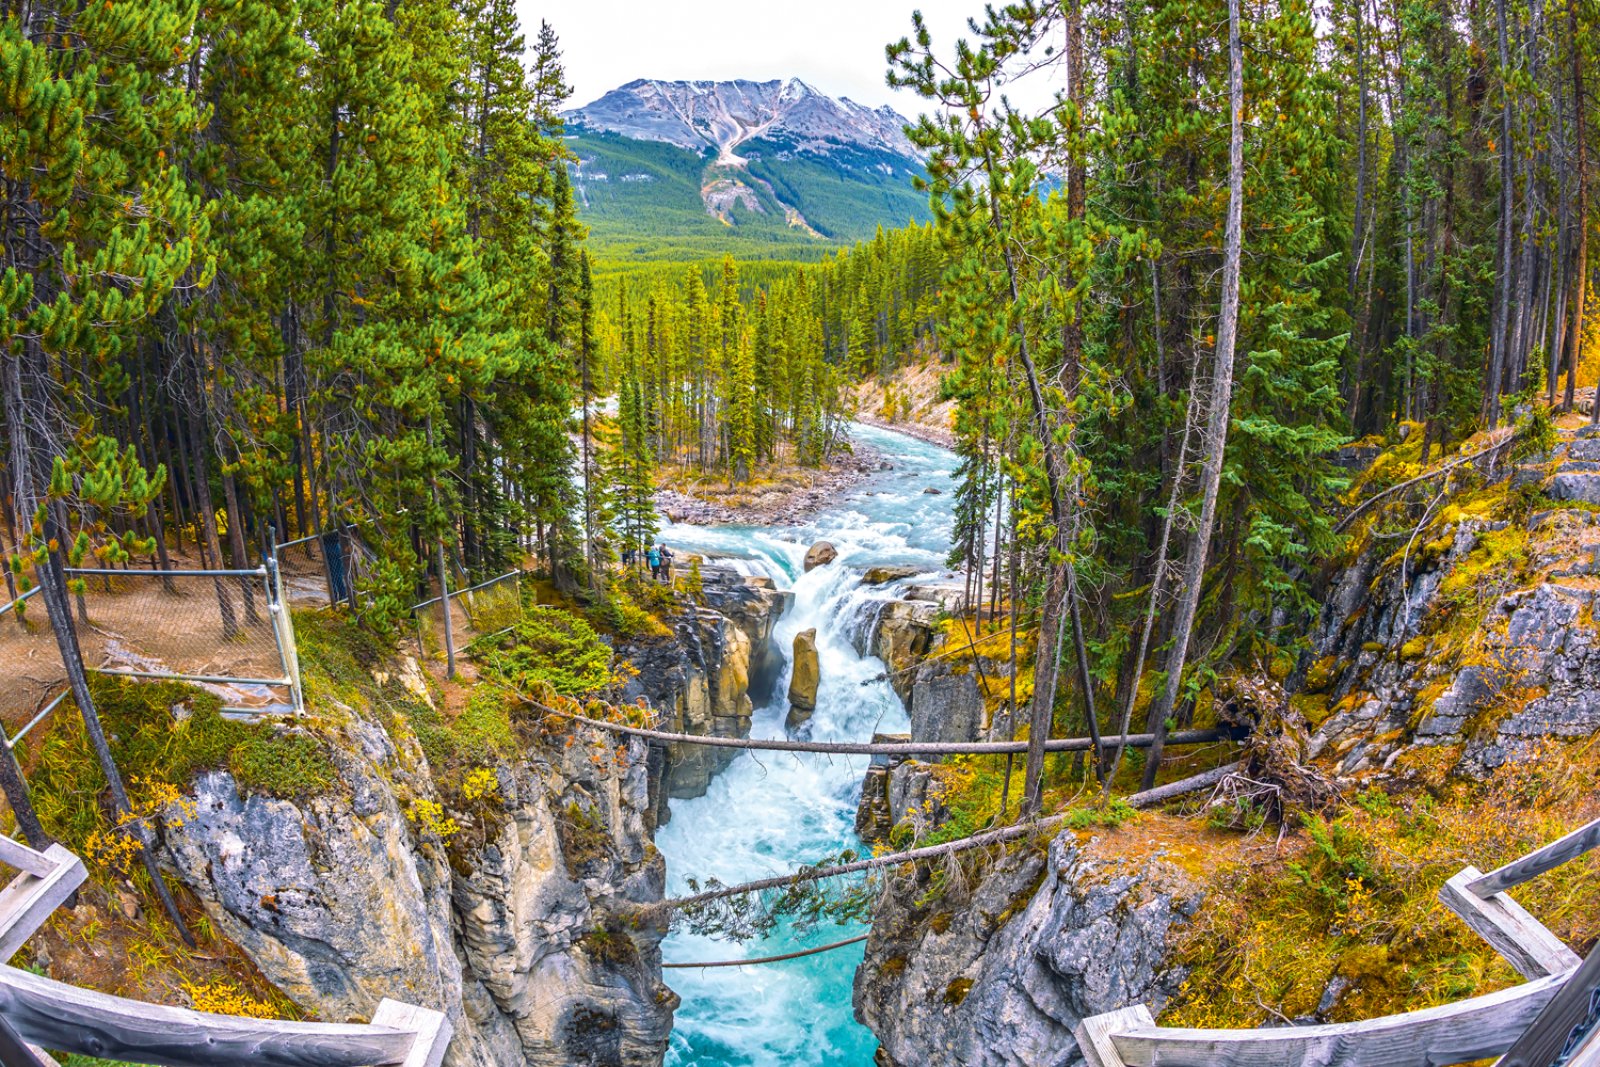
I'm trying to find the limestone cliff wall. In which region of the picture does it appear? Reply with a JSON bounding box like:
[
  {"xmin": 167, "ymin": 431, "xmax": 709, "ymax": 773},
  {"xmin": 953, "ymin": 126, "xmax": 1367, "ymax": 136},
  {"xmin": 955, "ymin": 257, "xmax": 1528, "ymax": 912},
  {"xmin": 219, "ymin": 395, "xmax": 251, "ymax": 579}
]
[
  {"xmin": 161, "ymin": 678, "xmax": 674, "ymax": 1067},
  {"xmin": 856, "ymin": 824, "xmax": 1203, "ymax": 1067},
  {"xmin": 861, "ymin": 591, "xmax": 994, "ymax": 747},
  {"xmin": 1304, "ymin": 432, "xmax": 1600, "ymax": 779},
  {"xmin": 617, "ymin": 561, "xmax": 790, "ymax": 822}
]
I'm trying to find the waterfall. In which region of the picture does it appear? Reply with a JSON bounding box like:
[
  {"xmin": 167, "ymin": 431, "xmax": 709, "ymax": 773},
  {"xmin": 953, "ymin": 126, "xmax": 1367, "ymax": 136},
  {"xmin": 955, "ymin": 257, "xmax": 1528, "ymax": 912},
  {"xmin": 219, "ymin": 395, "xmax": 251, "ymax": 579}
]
[{"xmin": 655, "ymin": 424, "xmax": 957, "ymax": 1067}]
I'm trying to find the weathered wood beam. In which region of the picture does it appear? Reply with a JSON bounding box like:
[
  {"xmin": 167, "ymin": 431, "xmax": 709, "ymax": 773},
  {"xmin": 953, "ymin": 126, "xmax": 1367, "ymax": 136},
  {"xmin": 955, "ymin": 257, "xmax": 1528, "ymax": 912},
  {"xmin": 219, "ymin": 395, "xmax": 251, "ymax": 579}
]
[
  {"xmin": 0, "ymin": 1013, "xmax": 50, "ymax": 1067},
  {"xmin": 0, "ymin": 845, "xmax": 86, "ymax": 961},
  {"xmin": 1467, "ymin": 816, "xmax": 1600, "ymax": 899},
  {"xmin": 1441, "ymin": 865, "xmax": 1582, "ymax": 980},
  {"xmin": 1496, "ymin": 943, "xmax": 1600, "ymax": 1067},
  {"xmin": 371, "ymin": 1000, "xmax": 452, "ymax": 1067},
  {"xmin": 0, "ymin": 965, "xmax": 420, "ymax": 1067},
  {"xmin": 1094, "ymin": 966, "xmax": 1573, "ymax": 1067},
  {"xmin": 1075, "ymin": 1005, "xmax": 1155, "ymax": 1067},
  {"xmin": 0, "ymin": 837, "xmax": 55, "ymax": 880}
]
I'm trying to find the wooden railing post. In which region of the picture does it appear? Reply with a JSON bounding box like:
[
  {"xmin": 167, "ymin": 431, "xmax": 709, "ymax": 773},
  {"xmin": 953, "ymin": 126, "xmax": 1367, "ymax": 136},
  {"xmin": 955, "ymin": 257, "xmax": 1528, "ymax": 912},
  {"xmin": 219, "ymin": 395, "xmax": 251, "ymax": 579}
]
[
  {"xmin": 371, "ymin": 1000, "xmax": 452, "ymax": 1067},
  {"xmin": 1075, "ymin": 1006, "xmax": 1154, "ymax": 1067},
  {"xmin": 1440, "ymin": 865, "xmax": 1581, "ymax": 980},
  {"xmin": 0, "ymin": 1013, "xmax": 51, "ymax": 1067}
]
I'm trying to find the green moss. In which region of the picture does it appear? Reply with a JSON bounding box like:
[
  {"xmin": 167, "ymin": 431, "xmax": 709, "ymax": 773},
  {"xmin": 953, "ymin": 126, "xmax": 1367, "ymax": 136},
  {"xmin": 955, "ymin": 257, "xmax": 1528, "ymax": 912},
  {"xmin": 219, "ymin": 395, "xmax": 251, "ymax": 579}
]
[
  {"xmin": 943, "ymin": 977, "xmax": 975, "ymax": 1005},
  {"xmin": 556, "ymin": 802, "xmax": 613, "ymax": 877},
  {"xmin": 1303, "ymin": 656, "xmax": 1338, "ymax": 693},
  {"xmin": 292, "ymin": 610, "xmax": 390, "ymax": 711},
  {"xmin": 22, "ymin": 675, "xmax": 336, "ymax": 850},
  {"xmin": 228, "ymin": 734, "xmax": 336, "ymax": 796},
  {"xmin": 1290, "ymin": 692, "xmax": 1332, "ymax": 728}
]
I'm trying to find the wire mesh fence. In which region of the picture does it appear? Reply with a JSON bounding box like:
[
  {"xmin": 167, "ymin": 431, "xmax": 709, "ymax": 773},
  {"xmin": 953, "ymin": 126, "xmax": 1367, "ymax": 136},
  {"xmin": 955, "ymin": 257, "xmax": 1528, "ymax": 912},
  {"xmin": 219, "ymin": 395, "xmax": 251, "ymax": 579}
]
[
  {"xmin": 275, "ymin": 527, "xmax": 361, "ymax": 608},
  {"xmin": 0, "ymin": 565, "xmax": 299, "ymax": 724},
  {"xmin": 414, "ymin": 570, "xmax": 524, "ymax": 665}
]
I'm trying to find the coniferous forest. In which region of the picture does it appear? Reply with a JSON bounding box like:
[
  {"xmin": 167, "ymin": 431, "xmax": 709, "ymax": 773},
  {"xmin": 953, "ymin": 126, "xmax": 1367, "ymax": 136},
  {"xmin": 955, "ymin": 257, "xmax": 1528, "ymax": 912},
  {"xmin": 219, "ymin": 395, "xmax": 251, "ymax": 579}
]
[
  {"xmin": 4, "ymin": 0, "xmax": 1600, "ymax": 1059},
  {"xmin": 2, "ymin": 0, "xmax": 1596, "ymax": 795}
]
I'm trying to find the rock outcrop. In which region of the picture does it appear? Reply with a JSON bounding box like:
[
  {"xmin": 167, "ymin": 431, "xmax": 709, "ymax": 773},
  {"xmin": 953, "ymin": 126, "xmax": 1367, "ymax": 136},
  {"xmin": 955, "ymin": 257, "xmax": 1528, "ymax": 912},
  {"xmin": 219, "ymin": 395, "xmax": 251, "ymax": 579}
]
[
  {"xmin": 1303, "ymin": 431, "xmax": 1600, "ymax": 779},
  {"xmin": 163, "ymin": 685, "xmax": 674, "ymax": 1067},
  {"xmin": 805, "ymin": 541, "xmax": 838, "ymax": 571},
  {"xmin": 855, "ymin": 822, "xmax": 1205, "ymax": 1067},
  {"xmin": 862, "ymin": 596, "xmax": 994, "ymax": 747},
  {"xmin": 618, "ymin": 560, "xmax": 790, "ymax": 818},
  {"xmin": 787, "ymin": 628, "xmax": 820, "ymax": 728}
]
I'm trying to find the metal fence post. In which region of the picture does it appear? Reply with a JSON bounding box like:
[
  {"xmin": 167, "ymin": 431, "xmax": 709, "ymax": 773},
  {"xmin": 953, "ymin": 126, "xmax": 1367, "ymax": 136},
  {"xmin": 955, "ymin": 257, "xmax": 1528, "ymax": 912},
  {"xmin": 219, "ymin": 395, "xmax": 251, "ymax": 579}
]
[{"xmin": 266, "ymin": 529, "xmax": 306, "ymax": 715}]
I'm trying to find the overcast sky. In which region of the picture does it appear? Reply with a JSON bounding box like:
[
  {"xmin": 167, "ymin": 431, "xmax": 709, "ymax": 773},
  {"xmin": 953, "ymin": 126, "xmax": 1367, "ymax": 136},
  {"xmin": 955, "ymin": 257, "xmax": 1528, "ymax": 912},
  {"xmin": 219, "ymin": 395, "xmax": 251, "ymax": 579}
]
[{"xmin": 522, "ymin": 0, "xmax": 1067, "ymax": 116}]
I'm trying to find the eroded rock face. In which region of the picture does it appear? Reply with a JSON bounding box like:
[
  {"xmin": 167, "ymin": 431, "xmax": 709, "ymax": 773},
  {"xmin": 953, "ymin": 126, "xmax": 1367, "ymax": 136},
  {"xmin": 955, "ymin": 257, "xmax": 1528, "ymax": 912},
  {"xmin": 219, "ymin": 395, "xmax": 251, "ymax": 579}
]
[
  {"xmin": 1305, "ymin": 454, "xmax": 1600, "ymax": 779},
  {"xmin": 855, "ymin": 827, "xmax": 1200, "ymax": 1067},
  {"xmin": 787, "ymin": 628, "xmax": 820, "ymax": 728},
  {"xmin": 163, "ymin": 708, "xmax": 674, "ymax": 1067},
  {"xmin": 618, "ymin": 562, "xmax": 790, "ymax": 816},
  {"xmin": 865, "ymin": 598, "xmax": 995, "ymax": 747},
  {"xmin": 697, "ymin": 560, "xmax": 793, "ymax": 703}
]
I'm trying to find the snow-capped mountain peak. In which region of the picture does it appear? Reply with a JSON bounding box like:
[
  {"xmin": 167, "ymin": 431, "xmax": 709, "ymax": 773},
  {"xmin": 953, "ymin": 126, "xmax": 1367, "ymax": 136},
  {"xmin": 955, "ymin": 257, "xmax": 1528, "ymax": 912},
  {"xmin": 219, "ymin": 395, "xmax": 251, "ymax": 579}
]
[{"xmin": 564, "ymin": 77, "xmax": 920, "ymax": 162}]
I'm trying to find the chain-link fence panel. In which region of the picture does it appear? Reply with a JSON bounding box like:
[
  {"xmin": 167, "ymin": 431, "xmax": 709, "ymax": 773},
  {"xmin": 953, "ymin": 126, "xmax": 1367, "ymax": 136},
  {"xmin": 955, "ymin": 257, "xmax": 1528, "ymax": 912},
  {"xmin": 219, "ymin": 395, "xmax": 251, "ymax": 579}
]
[
  {"xmin": 43, "ymin": 568, "xmax": 293, "ymax": 714},
  {"xmin": 414, "ymin": 570, "xmax": 523, "ymax": 665},
  {"xmin": 0, "ymin": 589, "xmax": 67, "ymax": 741},
  {"xmin": 275, "ymin": 528, "xmax": 362, "ymax": 608}
]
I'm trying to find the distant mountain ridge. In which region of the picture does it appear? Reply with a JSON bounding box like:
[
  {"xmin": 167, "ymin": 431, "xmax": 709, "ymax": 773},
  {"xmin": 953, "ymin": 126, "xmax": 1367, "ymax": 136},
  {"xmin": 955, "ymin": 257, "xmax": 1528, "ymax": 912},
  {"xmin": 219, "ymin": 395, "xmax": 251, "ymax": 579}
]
[
  {"xmin": 566, "ymin": 77, "xmax": 922, "ymax": 162},
  {"xmin": 562, "ymin": 78, "xmax": 929, "ymax": 262}
]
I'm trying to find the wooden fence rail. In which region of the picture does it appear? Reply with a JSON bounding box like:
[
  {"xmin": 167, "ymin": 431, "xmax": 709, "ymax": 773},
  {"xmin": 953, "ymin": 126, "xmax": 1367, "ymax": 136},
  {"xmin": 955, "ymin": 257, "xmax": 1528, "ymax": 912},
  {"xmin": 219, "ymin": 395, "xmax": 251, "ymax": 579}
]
[
  {"xmin": 1076, "ymin": 814, "xmax": 1600, "ymax": 1067},
  {"xmin": 0, "ymin": 833, "xmax": 451, "ymax": 1067},
  {"xmin": 1468, "ymin": 816, "xmax": 1600, "ymax": 899}
]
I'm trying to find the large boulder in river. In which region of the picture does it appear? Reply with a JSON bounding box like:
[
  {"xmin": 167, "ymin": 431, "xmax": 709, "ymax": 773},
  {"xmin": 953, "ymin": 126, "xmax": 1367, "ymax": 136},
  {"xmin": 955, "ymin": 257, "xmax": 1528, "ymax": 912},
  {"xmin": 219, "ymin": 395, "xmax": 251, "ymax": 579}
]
[
  {"xmin": 804, "ymin": 541, "xmax": 838, "ymax": 572},
  {"xmin": 862, "ymin": 566, "xmax": 920, "ymax": 586},
  {"xmin": 787, "ymin": 629, "xmax": 820, "ymax": 728}
]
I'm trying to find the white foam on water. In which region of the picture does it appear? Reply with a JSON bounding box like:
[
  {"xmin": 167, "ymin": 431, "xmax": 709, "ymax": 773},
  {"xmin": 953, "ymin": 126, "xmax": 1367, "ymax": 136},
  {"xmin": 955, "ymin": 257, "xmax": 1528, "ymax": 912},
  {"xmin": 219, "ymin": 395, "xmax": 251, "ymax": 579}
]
[{"xmin": 657, "ymin": 425, "xmax": 957, "ymax": 1067}]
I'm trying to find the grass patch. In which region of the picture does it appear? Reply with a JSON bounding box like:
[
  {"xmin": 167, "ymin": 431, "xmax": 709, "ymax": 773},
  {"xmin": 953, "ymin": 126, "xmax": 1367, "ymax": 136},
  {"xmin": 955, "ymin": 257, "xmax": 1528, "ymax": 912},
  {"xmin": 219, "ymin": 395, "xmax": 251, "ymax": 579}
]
[
  {"xmin": 20, "ymin": 675, "xmax": 335, "ymax": 852},
  {"xmin": 1164, "ymin": 743, "xmax": 1600, "ymax": 1028}
]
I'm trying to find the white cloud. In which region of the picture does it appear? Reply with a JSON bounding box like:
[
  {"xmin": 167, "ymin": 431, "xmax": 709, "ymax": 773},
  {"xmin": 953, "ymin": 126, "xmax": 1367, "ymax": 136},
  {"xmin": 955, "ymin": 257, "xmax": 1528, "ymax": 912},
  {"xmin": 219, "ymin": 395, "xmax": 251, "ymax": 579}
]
[{"xmin": 522, "ymin": 0, "xmax": 1066, "ymax": 118}]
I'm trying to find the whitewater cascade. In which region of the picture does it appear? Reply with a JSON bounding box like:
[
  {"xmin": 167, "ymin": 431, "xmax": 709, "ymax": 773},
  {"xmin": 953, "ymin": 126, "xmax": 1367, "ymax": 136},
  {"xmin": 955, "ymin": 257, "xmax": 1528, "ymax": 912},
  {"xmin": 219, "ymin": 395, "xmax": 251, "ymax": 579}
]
[{"xmin": 654, "ymin": 424, "xmax": 957, "ymax": 1067}]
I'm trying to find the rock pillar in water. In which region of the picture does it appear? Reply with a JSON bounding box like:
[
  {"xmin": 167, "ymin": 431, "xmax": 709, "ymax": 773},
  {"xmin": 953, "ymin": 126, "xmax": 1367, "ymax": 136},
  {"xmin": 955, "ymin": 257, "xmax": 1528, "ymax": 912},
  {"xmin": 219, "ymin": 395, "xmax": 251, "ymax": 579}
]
[
  {"xmin": 787, "ymin": 628, "xmax": 820, "ymax": 728},
  {"xmin": 804, "ymin": 541, "xmax": 837, "ymax": 572}
]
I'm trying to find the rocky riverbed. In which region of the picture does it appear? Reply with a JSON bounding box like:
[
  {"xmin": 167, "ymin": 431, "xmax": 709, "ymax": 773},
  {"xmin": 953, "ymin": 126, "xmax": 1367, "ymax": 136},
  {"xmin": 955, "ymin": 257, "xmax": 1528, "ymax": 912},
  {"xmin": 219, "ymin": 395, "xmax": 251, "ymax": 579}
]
[{"xmin": 655, "ymin": 439, "xmax": 892, "ymax": 527}]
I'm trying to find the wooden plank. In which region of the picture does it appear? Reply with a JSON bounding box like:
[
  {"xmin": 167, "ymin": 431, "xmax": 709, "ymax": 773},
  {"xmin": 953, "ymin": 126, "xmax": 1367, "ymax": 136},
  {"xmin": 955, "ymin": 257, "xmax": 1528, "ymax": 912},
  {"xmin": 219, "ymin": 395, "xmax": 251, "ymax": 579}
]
[
  {"xmin": 0, "ymin": 846, "xmax": 86, "ymax": 962},
  {"xmin": 1497, "ymin": 942, "xmax": 1600, "ymax": 1067},
  {"xmin": 1075, "ymin": 1006, "xmax": 1155, "ymax": 1067},
  {"xmin": 1109, "ymin": 967, "xmax": 1574, "ymax": 1067},
  {"xmin": 0, "ymin": 964, "xmax": 417, "ymax": 1067},
  {"xmin": 1441, "ymin": 866, "xmax": 1582, "ymax": 979},
  {"xmin": 1468, "ymin": 817, "xmax": 1600, "ymax": 899},
  {"xmin": 0, "ymin": 839, "xmax": 55, "ymax": 880},
  {"xmin": 372, "ymin": 999, "xmax": 452, "ymax": 1067}
]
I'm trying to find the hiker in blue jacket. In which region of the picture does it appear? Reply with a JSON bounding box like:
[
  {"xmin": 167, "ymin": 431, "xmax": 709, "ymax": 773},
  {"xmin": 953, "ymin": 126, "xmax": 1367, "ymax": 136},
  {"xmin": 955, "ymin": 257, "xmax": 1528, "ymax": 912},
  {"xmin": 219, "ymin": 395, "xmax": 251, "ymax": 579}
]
[{"xmin": 647, "ymin": 543, "xmax": 663, "ymax": 580}]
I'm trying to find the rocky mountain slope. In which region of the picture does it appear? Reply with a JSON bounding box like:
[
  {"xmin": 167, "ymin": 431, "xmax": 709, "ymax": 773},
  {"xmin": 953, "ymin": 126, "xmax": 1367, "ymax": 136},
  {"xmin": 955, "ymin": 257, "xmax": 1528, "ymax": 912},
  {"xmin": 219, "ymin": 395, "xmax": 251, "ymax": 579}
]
[
  {"xmin": 570, "ymin": 78, "xmax": 920, "ymax": 161},
  {"xmin": 563, "ymin": 78, "xmax": 929, "ymax": 258}
]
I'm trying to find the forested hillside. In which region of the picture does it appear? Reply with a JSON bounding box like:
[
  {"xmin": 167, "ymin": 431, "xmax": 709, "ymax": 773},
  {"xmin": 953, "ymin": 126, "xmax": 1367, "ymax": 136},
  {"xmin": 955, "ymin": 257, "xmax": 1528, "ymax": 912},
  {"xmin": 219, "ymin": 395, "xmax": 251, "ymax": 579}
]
[
  {"xmin": 2, "ymin": 0, "xmax": 594, "ymax": 630},
  {"xmin": 877, "ymin": 0, "xmax": 1598, "ymax": 800}
]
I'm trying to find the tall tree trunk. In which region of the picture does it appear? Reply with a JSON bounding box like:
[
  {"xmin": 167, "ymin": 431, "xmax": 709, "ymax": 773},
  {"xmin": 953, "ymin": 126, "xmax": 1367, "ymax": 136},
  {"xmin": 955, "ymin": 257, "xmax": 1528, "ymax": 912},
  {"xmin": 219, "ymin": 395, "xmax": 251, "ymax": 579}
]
[
  {"xmin": 1488, "ymin": 0, "xmax": 1516, "ymax": 424},
  {"xmin": 1572, "ymin": 0, "xmax": 1592, "ymax": 421},
  {"xmin": 1142, "ymin": 0, "xmax": 1246, "ymax": 790}
]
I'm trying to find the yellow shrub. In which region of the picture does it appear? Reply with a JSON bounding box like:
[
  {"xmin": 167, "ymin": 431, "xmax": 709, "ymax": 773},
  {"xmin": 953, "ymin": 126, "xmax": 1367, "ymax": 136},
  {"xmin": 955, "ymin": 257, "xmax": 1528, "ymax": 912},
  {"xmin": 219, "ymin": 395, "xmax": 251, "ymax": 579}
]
[{"xmin": 182, "ymin": 978, "xmax": 278, "ymax": 1019}]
